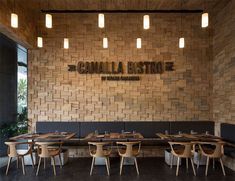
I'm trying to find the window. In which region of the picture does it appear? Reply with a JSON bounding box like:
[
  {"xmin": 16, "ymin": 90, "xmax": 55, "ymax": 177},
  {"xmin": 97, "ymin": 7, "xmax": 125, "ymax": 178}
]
[{"xmin": 17, "ymin": 45, "xmax": 27, "ymax": 113}]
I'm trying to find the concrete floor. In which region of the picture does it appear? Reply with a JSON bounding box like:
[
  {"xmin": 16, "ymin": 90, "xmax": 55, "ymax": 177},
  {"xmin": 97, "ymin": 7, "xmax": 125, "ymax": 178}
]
[{"xmin": 0, "ymin": 157, "xmax": 234, "ymax": 181}]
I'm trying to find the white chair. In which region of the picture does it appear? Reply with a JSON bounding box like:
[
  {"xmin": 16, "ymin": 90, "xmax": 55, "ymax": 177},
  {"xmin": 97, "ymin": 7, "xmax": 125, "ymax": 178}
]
[
  {"xmin": 35, "ymin": 142, "xmax": 63, "ymax": 176},
  {"xmin": 5, "ymin": 141, "xmax": 34, "ymax": 175},
  {"xmin": 168, "ymin": 142, "xmax": 196, "ymax": 176},
  {"xmin": 88, "ymin": 142, "xmax": 112, "ymax": 176},
  {"xmin": 116, "ymin": 141, "xmax": 141, "ymax": 175},
  {"xmin": 198, "ymin": 141, "xmax": 226, "ymax": 176}
]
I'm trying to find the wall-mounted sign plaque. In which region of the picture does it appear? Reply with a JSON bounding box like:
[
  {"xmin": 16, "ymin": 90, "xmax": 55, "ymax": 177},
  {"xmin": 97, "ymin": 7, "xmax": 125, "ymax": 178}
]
[{"xmin": 68, "ymin": 61, "xmax": 174, "ymax": 81}]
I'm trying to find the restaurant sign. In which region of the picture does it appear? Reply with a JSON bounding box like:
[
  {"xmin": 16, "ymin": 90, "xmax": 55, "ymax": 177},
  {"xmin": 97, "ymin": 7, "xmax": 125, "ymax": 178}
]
[{"xmin": 68, "ymin": 61, "xmax": 174, "ymax": 81}]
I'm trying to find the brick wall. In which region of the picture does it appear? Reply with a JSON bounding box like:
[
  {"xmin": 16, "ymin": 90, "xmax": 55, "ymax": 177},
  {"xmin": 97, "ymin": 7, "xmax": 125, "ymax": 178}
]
[
  {"xmin": 28, "ymin": 13, "xmax": 212, "ymax": 130},
  {"xmin": 212, "ymin": 0, "xmax": 235, "ymax": 135}
]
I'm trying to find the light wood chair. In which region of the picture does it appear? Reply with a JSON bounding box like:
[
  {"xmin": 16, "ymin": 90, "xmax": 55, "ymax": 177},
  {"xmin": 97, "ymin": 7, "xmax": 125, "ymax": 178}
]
[
  {"xmin": 168, "ymin": 142, "xmax": 196, "ymax": 176},
  {"xmin": 116, "ymin": 141, "xmax": 141, "ymax": 175},
  {"xmin": 88, "ymin": 142, "xmax": 112, "ymax": 176},
  {"xmin": 198, "ymin": 141, "xmax": 226, "ymax": 176},
  {"xmin": 35, "ymin": 142, "xmax": 63, "ymax": 176},
  {"xmin": 5, "ymin": 141, "xmax": 34, "ymax": 175}
]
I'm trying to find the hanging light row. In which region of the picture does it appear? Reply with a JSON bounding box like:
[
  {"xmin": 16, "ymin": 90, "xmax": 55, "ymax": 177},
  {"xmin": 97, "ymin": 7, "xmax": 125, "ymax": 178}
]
[{"xmin": 10, "ymin": 12, "xmax": 209, "ymax": 49}]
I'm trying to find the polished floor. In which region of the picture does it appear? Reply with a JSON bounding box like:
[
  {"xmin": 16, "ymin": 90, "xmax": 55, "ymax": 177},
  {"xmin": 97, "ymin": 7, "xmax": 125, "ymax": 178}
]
[{"xmin": 0, "ymin": 157, "xmax": 234, "ymax": 181}]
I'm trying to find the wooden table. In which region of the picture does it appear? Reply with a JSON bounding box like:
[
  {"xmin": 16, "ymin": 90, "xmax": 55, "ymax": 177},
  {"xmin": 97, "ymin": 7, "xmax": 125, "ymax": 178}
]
[
  {"xmin": 85, "ymin": 132, "xmax": 144, "ymax": 141},
  {"xmin": 156, "ymin": 133, "xmax": 223, "ymax": 142},
  {"xmin": 9, "ymin": 132, "xmax": 76, "ymax": 141}
]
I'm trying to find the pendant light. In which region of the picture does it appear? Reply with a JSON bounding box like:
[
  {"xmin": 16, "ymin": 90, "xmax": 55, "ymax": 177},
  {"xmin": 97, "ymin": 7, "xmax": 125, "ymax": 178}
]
[
  {"xmin": 201, "ymin": 13, "xmax": 209, "ymax": 28},
  {"xmin": 103, "ymin": 37, "xmax": 108, "ymax": 48},
  {"xmin": 136, "ymin": 38, "xmax": 142, "ymax": 49},
  {"xmin": 179, "ymin": 38, "xmax": 185, "ymax": 48},
  {"xmin": 98, "ymin": 14, "xmax": 105, "ymax": 28},
  {"xmin": 64, "ymin": 10, "xmax": 69, "ymax": 49},
  {"xmin": 201, "ymin": 0, "xmax": 209, "ymax": 28},
  {"xmin": 45, "ymin": 0, "xmax": 52, "ymax": 28},
  {"xmin": 143, "ymin": 15, "xmax": 150, "ymax": 30},
  {"xmin": 11, "ymin": 13, "xmax": 18, "ymax": 28},
  {"xmin": 11, "ymin": 0, "xmax": 18, "ymax": 28},
  {"xmin": 45, "ymin": 14, "xmax": 52, "ymax": 28},
  {"xmin": 179, "ymin": 0, "xmax": 185, "ymax": 48},
  {"xmin": 64, "ymin": 38, "xmax": 69, "ymax": 49},
  {"xmin": 37, "ymin": 37, "xmax": 43, "ymax": 48}
]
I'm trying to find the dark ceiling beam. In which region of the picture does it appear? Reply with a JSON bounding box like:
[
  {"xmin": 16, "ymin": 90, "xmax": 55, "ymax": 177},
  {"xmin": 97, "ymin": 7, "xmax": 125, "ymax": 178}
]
[{"xmin": 41, "ymin": 9, "xmax": 203, "ymax": 14}]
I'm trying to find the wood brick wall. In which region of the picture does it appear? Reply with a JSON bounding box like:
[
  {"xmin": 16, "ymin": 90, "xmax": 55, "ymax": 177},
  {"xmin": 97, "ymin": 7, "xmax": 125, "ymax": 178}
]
[
  {"xmin": 212, "ymin": 0, "xmax": 235, "ymax": 135},
  {"xmin": 28, "ymin": 13, "xmax": 212, "ymax": 130}
]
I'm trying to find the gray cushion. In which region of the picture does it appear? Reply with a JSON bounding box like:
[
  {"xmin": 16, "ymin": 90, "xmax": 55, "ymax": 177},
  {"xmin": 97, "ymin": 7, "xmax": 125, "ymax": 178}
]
[
  {"xmin": 80, "ymin": 122, "xmax": 125, "ymax": 138},
  {"xmin": 125, "ymin": 122, "xmax": 170, "ymax": 138},
  {"xmin": 221, "ymin": 123, "xmax": 235, "ymax": 144},
  {"xmin": 170, "ymin": 121, "xmax": 214, "ymax": 134},
  {"xmin": 36, "ymin": 122, "xmax": 80, "ymax": 137}
]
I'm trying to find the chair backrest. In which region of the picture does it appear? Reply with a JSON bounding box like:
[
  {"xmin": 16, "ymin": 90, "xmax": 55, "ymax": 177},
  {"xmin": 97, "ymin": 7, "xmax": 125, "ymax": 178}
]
[
  {"xmin": 5, "ymin": 142, "xmax": 33, "ymax": 157},
  {"xmin": 88, "ymin": 142, "xmax": 112, "ymax": 157},
  {"xmin": 198, "ymin": 142, "xmax": 224, "ymax": 158},
  {"xmin": 116, "ymin": 141, "xmax": 141, "ymax": 157},
  {"xmin": 35, "ymin": 142, "xmax": 61, "ymax": 157},
  {"xmin": 168, "ymin": 142, "xmax": 194, "ymax": 158}
]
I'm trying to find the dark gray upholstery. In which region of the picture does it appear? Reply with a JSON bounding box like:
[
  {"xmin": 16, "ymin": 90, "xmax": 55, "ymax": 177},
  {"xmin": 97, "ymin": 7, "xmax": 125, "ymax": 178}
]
[
  {"xmin": 125, "ymin": 122, "xmax": 170, "ymax": 138},
  {"xmin": 170, "ymin": 121, "xmax": 214, "ymax": 134},
  {"xmin": 221, "ymin": 123, "xmax": 235, "ymax": 158},
  {"xmin": 221, "ymin": 123, "xmax": 235, "ymax": 144},
  {"xmin": 80, "ymin": 122, "xmax": 125, "ymax": 138},
  {"xmin": 36, "ymin": 122, "xmax": 80, "ymax": 137}
]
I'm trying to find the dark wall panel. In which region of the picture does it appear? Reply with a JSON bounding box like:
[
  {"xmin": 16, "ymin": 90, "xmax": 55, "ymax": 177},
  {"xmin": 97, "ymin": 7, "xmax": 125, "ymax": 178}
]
[{"xmin": 0, "ymin": 33, "xmax": 17, "ymax": 156}]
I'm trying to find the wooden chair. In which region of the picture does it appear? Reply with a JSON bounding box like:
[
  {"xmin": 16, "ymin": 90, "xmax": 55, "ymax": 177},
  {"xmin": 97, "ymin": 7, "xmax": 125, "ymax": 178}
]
[
  {"xmin": 5, "ymin": 141, "xmax": 34, "ymax": 175},
  {"xmin": 116, "ymin": 141, "xmax": 141, "ymax": 175},
  {"xmin": 88, "ymin": 142, "xmax": 112, "ymax": 176},
  {"xmin": 168, "ymin": 142, "xmax": 196, "ymax": 176},
  {"xmin": 198, "ymin": 141, "xmax": 226, "ymax": 176},
  {"xmin": 35, "ymin": 142, "xmax": 63, "ymax": 176}
]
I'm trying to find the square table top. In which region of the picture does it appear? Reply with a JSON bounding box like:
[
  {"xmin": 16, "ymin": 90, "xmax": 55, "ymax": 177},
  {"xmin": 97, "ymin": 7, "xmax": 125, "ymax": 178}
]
[
  {"xmin": 156, "ymin": 133, "xmax": 223, "ymax": 142},
  {"xmin": 84, "ymin": 132, "xmax": 144, "ymax": 141}
]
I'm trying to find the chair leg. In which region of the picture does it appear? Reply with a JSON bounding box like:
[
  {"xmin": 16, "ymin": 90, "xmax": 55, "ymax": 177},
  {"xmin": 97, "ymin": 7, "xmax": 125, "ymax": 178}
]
[
  {"xmin": 5, "ymin": 157, "xmax": 12, "ymax": 175},
  {"xmin": 21, "ymin": 157, "xmax": 25, "ymax": 175},
  {"xmin": 90, "ymin": 157, "xmax": 95, "ymax": 176},
  {"xmin": 205, "ymin": 157, "xmax": 209, "ymax": 176},
  {"xmin": 30, "ymin": 153, "xmax": 35, "ymax": 168},
  {"xmin": 176, "ymin": 157, "xmax": 180, "ymax": 176},
  {"xmin": 107, "ymin": 157, "xmax": 110, "ymax": 169},
  {"xmin": 120, "ymin": 157, "xmax": 124, "ymax": 175},
  {"xmin": 213, "ymin": 158, "xmax": 215, "ymax": 169},
  {"xmin": 36, "ymin": 157, "xmax": 42, "ymax": 176},
  {"xmin": 105, "ymin": 157, "xmax": 110, "ymax": 176},
  {"xmin": 219, "ymin": 158, "xmax": 226, "ymax": 176},
  {"xmin": 17, "ymin": 156, "xmax": 19, "ymax": 169},
  {"xmin": 52, "ymin": 156, "xmax": 56, "ymax": 176},
  {"xmin": 186, "ymin": 158, "xmax": 189, "ymax": 170},
  {"xmin": 59, "ymin": 154, "xmax": 63, "ymax": 168},
  {"xmin": 134, "ymin": 157, "xmax": 139, "ymax": 175},
  {"xmin": 44, "ymin": 158, "xmax": 46, "ymax": 169},
  {"xmin": 190, "ymin": 158, "xmax": 196, "ymax": 176},
  {"xmin": 170, "ymin": 154, "xmax": 173, "ymax": 168}
]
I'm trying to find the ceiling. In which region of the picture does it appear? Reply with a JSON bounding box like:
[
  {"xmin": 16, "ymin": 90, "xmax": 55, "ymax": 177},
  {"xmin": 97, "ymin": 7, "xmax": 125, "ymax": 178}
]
[{"xmin": 26, "ymin": 0, "xmax": 228, "ymax": 12}]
